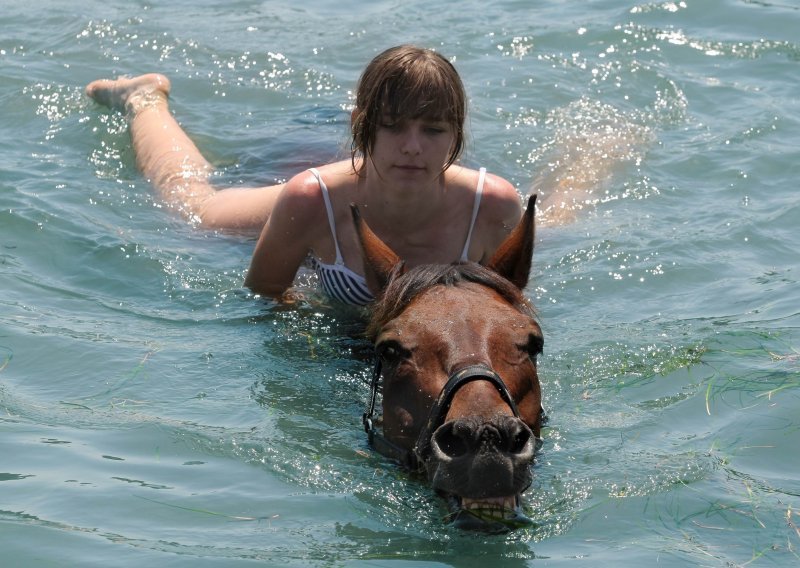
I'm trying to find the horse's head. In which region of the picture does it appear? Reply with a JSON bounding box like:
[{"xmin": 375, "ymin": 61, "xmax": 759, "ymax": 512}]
[{"xmin": 353, "ymin": 196, "xmax": 543, "ymax": 531}]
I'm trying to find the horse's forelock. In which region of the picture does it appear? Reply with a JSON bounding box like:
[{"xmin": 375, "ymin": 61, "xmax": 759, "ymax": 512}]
[{"xmin": 366, "ymin": 262, "xmax": 534, "ymax": 340}]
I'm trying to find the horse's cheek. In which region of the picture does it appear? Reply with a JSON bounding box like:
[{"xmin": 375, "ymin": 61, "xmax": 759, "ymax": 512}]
[
  {"xmin": 393, "ymin": 406, "xmax": 415, "ymax": 432},
  {"xmin": 518, "ymin": 388, "xmax": 542, "ymax": 435},
  {"xmin": 382, "ymin": 404, "xmax": 414, "ymax": 439}
]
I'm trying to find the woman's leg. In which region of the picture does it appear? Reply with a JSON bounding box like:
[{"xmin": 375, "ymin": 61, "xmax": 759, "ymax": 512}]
[
  {"xmin": 86, "ymin": 74, "xmax": 282, "ymax": 231},
  {"xmin": 532, "ymin": 102, "xmax": 652, "ymax": 226}
]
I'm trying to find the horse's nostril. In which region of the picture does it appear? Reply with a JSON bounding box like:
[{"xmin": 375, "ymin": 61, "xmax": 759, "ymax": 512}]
[
  {"xmin": 433, "ymin": 422, "xmax": 471, "ymax": 458},
  {"xmin": 431, "ymin": 418, "xmax": 535, "ymax": 463},
  {"xmin": 509, "ymin": 427, "xmax": 531, "ymax": 454}
]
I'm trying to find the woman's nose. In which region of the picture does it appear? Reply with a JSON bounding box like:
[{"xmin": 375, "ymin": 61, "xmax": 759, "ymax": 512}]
[{"xmin": 400, "ymin": 126, "xmax": 422, "ymax": 155}]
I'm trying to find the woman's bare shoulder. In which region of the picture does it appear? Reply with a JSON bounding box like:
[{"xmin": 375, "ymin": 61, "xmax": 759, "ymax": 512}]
[
  {"xmin": 451, "ymin": 166, "xmax": 522, "ymax": 223},
  {"xmin": 483, "ymin": 171, "xmax": 523, "ymax": 219},
  {"xmin": 303, "ymin": 160, "xmax": 354, "ymax": 183},
  {"xmin": 451, "ymin": 167, "xmax": 524, "ymax": 261},
  {"xmin": 272, "ymin": 161, "xmax": 357, "ymax": 229},
  {"xmin": 270, "ymin": 169, "xmax": 328, "ymax": 226}
]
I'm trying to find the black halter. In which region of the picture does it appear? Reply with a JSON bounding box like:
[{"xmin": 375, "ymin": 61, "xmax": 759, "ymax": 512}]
[{"xmin": 362, "ymin": 360, "xmax": 521, "ymax": 472}]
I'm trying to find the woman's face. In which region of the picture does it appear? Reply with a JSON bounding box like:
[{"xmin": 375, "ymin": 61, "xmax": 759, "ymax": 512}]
[{"xmin": 367, "ymin": 114, "xmax": 456, "ymax": 187}]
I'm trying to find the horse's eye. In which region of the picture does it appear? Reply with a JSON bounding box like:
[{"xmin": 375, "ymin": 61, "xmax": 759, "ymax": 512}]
[
  {"xmin": 524, "ymin": 333, "xmax": 544, "ymax": 360},
  {"xmin": 377, "ymin": 341, "xmax": 409, "ymax": 364}
]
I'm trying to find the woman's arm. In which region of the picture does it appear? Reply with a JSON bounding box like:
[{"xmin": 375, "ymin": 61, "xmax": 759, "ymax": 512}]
[{"xmin": 244, "ymin": 172, "xmax": 327, "ymax": 298}]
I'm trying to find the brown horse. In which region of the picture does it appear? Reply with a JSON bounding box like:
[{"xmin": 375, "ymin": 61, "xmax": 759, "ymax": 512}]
[{"xmin": 352, "ymin": 195, "xmax": 544, "ymax": 531}]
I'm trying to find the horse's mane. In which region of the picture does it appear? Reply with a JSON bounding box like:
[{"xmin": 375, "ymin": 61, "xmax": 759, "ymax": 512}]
[{"xmin": 366, "ymin": 262, "xmax": 535, "ymax": 340}]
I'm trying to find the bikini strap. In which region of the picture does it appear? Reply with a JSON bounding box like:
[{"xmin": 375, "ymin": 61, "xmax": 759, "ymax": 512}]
[
  {"xmin": 309, "ymin": 168, "xmax": 344, "ymax": 265},
  {"xmin": 460, "ymin": 167, "xmax": 486, "ymax": 262}
]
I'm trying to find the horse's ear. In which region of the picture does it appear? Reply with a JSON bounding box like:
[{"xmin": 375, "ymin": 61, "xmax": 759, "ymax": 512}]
[
  {"xmin": 350, "ymin": 203, "xmax": 403, "ymax": 294},
  {"xmin": 485, "ymin": 194, "xmax": 537, "ymax": 290}
]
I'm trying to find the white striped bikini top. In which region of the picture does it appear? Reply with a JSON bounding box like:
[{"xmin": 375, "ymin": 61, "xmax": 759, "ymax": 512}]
[{"xmin": 308, "ymin": 167, "xmax": 487, "ymax": 306}]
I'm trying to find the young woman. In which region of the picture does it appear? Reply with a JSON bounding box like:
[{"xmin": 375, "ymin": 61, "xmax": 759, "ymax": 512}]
[{"xmin": 86, "ymin": 45, "xmax": 523, "ymax": 305}]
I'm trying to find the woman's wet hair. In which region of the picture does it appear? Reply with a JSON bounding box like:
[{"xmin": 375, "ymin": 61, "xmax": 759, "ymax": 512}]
[{"xmin": 351, "ymin": 45, "xmax": 467, "ymax": 174}]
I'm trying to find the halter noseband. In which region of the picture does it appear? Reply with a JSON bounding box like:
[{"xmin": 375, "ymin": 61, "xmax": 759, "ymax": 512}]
[{"xmin": 362, "ymin": 361, "xmax": 521, "ymax": 471}]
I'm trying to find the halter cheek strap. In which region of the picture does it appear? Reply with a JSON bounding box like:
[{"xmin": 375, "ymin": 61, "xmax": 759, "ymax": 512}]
[{"xmin": 362, "ymin": 359, "xmax": 422, "ymax": 469}]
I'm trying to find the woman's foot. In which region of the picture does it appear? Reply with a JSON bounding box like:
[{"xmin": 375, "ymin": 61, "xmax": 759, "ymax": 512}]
[{"xmin": 85, "ymin": 73, "xmax": 171, "ymax": 113}]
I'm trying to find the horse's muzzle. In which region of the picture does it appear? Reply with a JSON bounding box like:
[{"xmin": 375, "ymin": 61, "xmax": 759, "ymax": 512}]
[{"xmin": 426, "ymin": 414, "xmax": 536, "ymax": 531}]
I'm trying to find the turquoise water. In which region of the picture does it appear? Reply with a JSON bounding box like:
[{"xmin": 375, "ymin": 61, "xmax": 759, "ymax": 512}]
[{"xmin": 2, "ymin": 0, "xmax": 799, "ymax": 565}]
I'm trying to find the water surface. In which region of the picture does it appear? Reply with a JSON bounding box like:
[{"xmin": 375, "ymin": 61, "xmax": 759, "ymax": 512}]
[{"xmin": 2, "ymin": 0, "xmax": 799, "ymax": 566}]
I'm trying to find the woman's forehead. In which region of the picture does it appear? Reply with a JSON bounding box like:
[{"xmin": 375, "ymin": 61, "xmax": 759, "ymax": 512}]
[{"xmin": 381, "ymin": 109, "xmax": 450, "ymax": 122}]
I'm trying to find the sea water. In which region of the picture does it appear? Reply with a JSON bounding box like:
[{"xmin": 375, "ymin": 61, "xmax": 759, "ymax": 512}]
[{"xmin": 1, "ymin": 0, "xmax": 799, "ymax": 566}]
